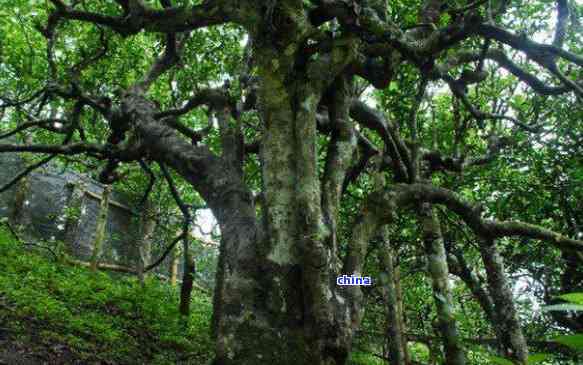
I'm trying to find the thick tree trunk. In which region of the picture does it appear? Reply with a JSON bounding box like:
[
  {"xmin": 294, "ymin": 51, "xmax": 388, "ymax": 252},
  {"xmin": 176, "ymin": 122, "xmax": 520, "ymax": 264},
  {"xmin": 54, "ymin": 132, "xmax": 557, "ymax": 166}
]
[
  {"xmin": 212, "ymin": 53, "xmax": 318, "ymax": 364},
  {"xmin": 212, "ymin": 42, "xmax": 357, "ymax": 363},
  {"xmin": 119, "ymin": 16, "xmax": 362, "ymax": 361}
]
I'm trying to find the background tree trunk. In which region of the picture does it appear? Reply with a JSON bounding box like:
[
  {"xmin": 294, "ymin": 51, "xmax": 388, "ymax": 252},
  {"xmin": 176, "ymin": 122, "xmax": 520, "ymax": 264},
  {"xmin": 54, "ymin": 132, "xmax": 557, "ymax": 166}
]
[
  {"xmin": 394, "ymin": 265, "xmax": 410, "ymax": 364},
  {"xmin": 479, "ymin": 238, "xmax": 528, "ymax": 364},
  {"xmin": 379, "ymin": 227, "xmax": 406, "ymax": 365},
  {"xmin": 179, "ymin": 243, "xmax": 195, "ymax": 316},
  {"xmin": 420, "ymin": 203, "xmax": 465, "ymax": 365}
]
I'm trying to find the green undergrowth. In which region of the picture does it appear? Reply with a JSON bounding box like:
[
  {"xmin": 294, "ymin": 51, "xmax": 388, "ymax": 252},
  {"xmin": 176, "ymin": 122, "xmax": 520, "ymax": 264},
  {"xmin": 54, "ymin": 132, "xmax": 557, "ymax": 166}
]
[
  {"xmin": 0, "ymin": 225, "xmax": 213, "ymax": 364},
  {"xmin": 349, "ymin": 351, "xmax": 385, "ymax": 365}
]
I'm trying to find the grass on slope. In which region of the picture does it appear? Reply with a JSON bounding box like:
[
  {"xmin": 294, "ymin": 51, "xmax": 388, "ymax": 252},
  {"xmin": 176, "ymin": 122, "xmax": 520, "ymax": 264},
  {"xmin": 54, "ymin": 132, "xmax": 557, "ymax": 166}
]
[{"xmin": 0, "ymin": 225, "xmax": 213, "ymax": 364}]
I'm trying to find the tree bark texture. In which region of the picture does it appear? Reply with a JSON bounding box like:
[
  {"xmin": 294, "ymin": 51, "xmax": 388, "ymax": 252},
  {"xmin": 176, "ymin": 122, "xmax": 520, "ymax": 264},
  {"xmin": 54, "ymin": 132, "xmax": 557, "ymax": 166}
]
[
  {"xmin": 394, "ymin": 265, "xmax": 410, "ymax": 364},
  {"xmin": 179, "ymin": 242, "xmax": 195, "ymax": 316},
  {"xmin": 479, "ymin": 238, "xmax": 528, "ymax": 364},
  {"xmin": 4, "ymin": 1, "xmax": 583, "ymax": 364},
  {"xmin": 419, "ymin": 203, "xmax": 465, "ymax": 365},
  {"xmin": 378, "ymin": 226, "xmax": 406, "ymax": 365}
]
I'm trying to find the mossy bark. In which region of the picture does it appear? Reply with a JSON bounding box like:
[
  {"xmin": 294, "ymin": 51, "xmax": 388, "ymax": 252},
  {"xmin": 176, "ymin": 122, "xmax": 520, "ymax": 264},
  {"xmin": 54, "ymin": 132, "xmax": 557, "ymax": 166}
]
[
  {"xmin": 420, "ymin": 203, "xmax": 465, "ymax": 365},
  {"xmin": 378, "ymin": 227, "xmax": 405, "ymax": 365},
  {"xmin": 213, "ymin": 37, "xmax": 358, "ymax": 364},
  {"xmin": 448, "ymin": 248, "xmax": 495, "ymax": 323},
  {"xmin": 394, "ymin": 265, "xmax": 410, "ymax": 364},
  {"xmin": 479, "ymin": 238, "xmax": 528, "ymax": 364}
]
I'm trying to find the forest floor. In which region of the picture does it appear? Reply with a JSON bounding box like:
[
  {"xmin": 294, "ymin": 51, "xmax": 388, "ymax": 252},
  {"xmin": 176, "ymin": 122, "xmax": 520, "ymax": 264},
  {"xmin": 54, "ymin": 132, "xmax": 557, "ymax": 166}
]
[{"xmin": 0, "ymin": 225, "xmax": 213, "ymax": 365}]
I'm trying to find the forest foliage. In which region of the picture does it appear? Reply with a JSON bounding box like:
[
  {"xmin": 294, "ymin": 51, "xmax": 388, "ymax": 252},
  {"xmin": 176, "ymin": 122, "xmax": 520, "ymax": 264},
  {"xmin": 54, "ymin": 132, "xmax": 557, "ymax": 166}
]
[{"xmin": 0, "ymin": 0, "xmax": 582, "ymax": 364}]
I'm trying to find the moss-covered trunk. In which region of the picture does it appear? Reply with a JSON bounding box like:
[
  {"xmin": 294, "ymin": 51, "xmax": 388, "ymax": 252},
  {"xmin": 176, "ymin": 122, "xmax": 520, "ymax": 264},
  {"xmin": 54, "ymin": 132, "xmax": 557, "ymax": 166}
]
[
  {"xmin": 378, "ymin": 227, "xmax": 406, "ymax": 365},
  {"xmin": 419, "ymin": 203, "xmax": 465, "ymax": 365},
  {"xmin": 479, "ymin": 238, "xmax": 528, "ymax": 364},
  {"xmin": 212, "ymin": 42, "xmax": 356, "ymax": 364}
]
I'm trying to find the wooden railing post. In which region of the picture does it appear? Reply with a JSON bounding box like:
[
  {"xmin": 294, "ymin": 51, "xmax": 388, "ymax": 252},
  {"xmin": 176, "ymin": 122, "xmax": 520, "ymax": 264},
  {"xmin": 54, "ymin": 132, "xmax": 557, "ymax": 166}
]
[
  {"xmin": 90, "ymin": 185, "xmax": 111, "ymax": 271},
  {"xmin": 63, "ymin": 181, "xmax": 87, "ymax": 250},
  {"xmin": 137, "ymin": 203, "xmax": 156, "ymax": 284},
  {"xmin": 170, "ymin": 244, "xmax": 180, "ymax": 286}
]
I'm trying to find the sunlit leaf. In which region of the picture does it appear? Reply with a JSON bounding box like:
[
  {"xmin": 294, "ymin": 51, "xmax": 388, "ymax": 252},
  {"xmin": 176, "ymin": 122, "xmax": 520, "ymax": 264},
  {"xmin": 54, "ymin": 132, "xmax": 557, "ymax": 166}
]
[
  {"xmin": 558, "ymin": 293, "xmax": 583, "ymax": 305},
  {"xmin": 542, "ymin": 304, "xmax": 583, "ymax": 312},
  {"xmin": 489, "ymin": 355, "xmax": 515, "ymax": 365},
  {"xmin": 552, "ymin": 334, "xmax": 583, "ymax": 350},
  {"xmin": 527, "ymin": 353, "xmax": 551, "ymax": 364}
]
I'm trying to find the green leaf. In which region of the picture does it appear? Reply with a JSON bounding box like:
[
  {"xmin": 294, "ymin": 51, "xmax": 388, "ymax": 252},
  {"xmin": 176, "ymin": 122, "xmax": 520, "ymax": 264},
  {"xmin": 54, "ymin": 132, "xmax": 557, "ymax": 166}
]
[
  {"xmin": 558, "ymin": 293, "xmax": 583, "ymax": 305},
  {"xmin": 527, "ymin": 353, "xmax": 551, "ymax": 364},
  {"xmin": 489, "ymin": 355, "xmax": 515, "ymax": 365},
  {"xmin": 542, "ymin": 304, "xmax": 583, "ymax": 312},
  {"xmin": 552, "ymin": 334, "xmax": 583, "ymax": 350}
]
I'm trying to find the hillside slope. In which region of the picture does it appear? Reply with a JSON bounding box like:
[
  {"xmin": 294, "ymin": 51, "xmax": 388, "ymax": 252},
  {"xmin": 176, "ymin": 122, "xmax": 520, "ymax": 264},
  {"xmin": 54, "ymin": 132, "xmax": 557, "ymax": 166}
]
[{"xmin": 0, "ymin": 225, "xmax": 213, "ymax": 365}]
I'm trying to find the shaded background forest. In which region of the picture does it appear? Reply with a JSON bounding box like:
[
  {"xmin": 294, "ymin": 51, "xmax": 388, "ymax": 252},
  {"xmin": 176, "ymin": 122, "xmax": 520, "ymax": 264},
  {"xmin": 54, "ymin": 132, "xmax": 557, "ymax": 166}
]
[{"xmin": 0, "ymin": 0, "xmax": 582, "ymax": 364}]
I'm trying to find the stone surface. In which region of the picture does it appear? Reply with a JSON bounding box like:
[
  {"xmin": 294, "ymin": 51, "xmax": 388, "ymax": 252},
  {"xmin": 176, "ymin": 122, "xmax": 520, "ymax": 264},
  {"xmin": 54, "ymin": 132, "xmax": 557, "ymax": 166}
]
[
  {"xmin": 0, "ymin": 153, "xmax": 217, "ymax": 286},
  {"xmin": 0, "ymin": 154, "xmax": 137, "ymax": 267}
]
